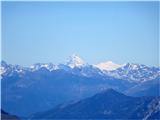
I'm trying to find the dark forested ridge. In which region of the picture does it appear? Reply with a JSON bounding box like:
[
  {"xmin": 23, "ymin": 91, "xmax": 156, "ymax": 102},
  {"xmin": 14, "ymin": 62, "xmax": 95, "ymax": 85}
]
[
  {"xmin": 1, "ymin": 110, "xmax": 20, "ymax": 120},
  {"xmin": 30, "ymin": 89, "xmax": 160, "ymax": 119}
]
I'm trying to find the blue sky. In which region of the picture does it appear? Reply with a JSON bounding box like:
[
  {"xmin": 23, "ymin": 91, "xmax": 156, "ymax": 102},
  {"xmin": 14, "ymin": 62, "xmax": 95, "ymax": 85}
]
[{"xmin": 2, "ymin": 2, "xmax": 159, "ymax": 66}]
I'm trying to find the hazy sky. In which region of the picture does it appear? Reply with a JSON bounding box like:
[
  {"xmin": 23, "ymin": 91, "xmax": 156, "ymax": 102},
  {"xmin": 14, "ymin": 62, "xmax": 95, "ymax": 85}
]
[{"xmin": 2, "ymin": 1, "xmax": 159, "ymax": 66}]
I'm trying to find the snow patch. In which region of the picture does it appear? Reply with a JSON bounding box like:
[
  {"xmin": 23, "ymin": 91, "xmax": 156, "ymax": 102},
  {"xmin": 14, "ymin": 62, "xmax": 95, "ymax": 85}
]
[{"xmin": 95, "ymin": 61, "xmax": 122, "ymax": 71}]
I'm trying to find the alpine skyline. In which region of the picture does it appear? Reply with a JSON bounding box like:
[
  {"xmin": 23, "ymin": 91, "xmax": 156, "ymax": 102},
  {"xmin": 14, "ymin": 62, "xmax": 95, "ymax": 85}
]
[
  {"xmin": 2, "ymin": 1, "xmax": 159, "ymax": 66},
  {"xmin": 1, "ymin": 1, "xmax": 160, "ymax": 120}
]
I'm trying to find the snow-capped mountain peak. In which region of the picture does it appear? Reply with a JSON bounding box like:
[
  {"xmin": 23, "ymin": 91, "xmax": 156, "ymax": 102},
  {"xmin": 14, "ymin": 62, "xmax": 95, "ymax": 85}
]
[
  {"xmin": 30, "ymin": 63, "xmax": 59, "ymax": 71},
  {"xmin": 106, "ymin": 63, "xmax": 160, "ymax": 82},
  {"xmin": 0, "ymin": 61, "xmax": 26, "ymax": 77},
  {"xmin": 95, "ymin": 61, "xmax": 123, "ymax": 71},
  {"xmin": 66, "ymin": 54, "xmax": 85, "ymax": 68},
  {"xmin": 0, "ymin": 61, "xmax": 7, "ymax": 75},
  {"xmin": 1, "ymin": 58, "xmax": 159, "ymax": 83}
]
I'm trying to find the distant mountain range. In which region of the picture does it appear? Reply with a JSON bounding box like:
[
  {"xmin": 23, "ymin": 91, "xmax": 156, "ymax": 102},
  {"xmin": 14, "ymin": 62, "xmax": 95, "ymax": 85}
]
[
  {"xmin": 1, "ymin": 54, "xmax": 159, "ymax": 118},
  {"xmin": 1, "ymin": 54, "xmax": 159, "ymax": 82},
  {"xmin": 30, "ymin": 89, "xmax": 160, "ymax": 120}
]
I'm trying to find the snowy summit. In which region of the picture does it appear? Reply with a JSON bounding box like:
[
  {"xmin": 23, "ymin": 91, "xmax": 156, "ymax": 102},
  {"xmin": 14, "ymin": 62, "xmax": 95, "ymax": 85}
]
[{"xmin": 66, "ymin": 54, "xmax": 85, "ymax": 68}]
